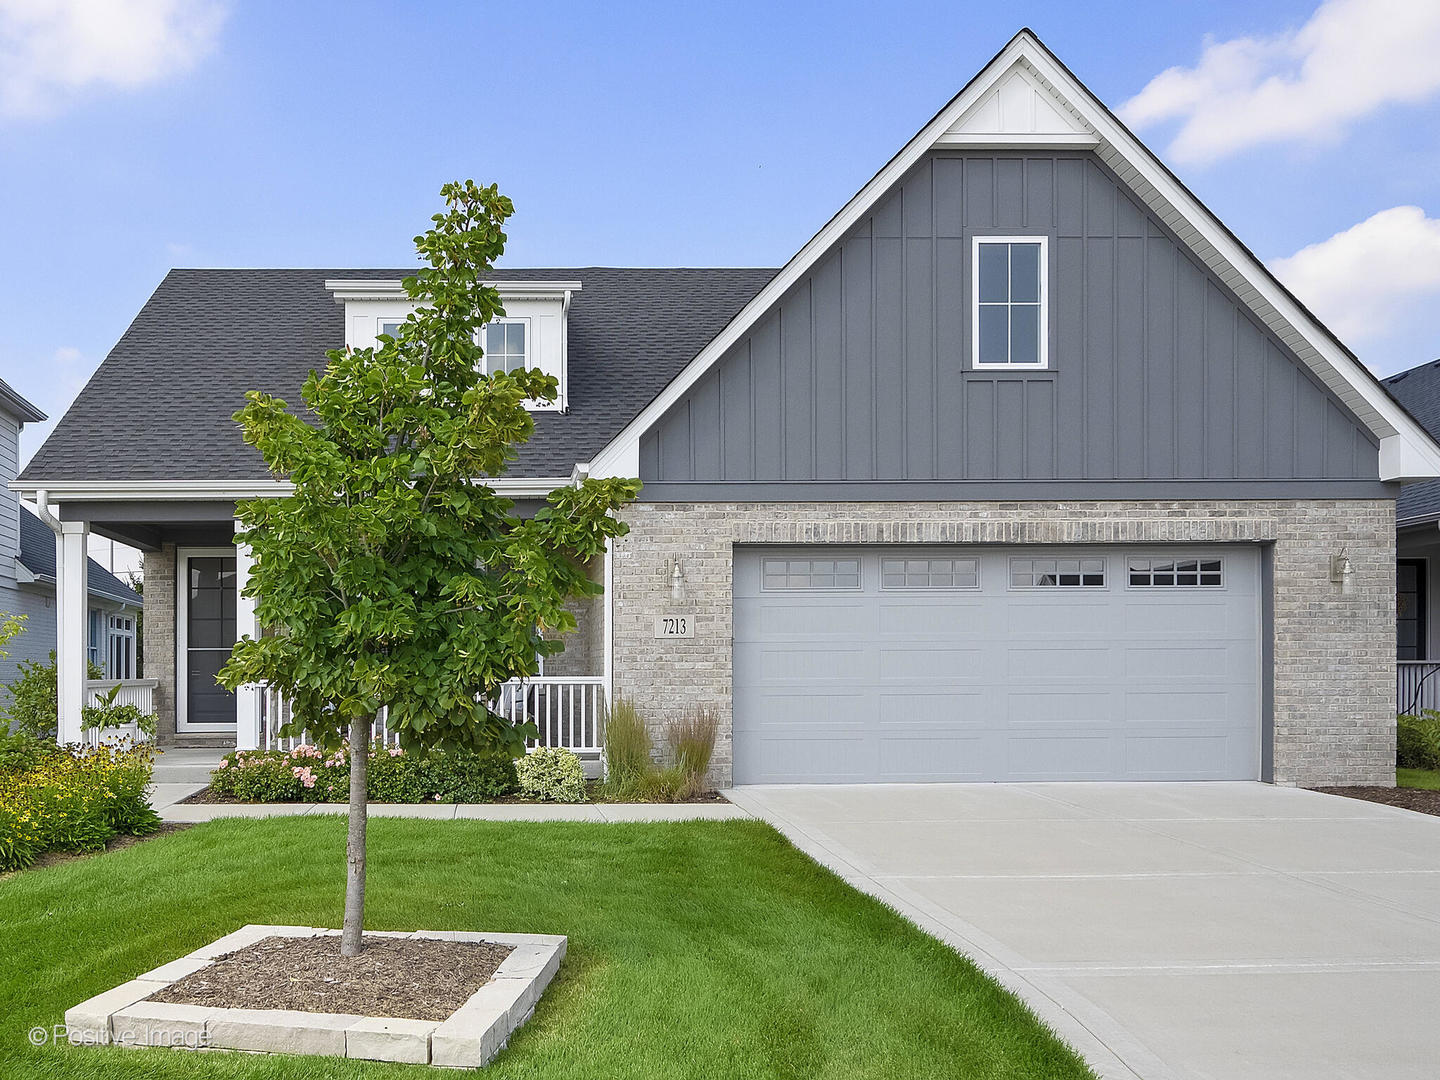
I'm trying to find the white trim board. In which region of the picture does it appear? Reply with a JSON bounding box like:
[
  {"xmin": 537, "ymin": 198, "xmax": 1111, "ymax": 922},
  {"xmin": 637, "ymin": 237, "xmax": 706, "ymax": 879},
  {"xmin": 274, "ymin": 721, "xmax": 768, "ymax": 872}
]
[
  {"xmin": 585, "ymin": 30, "xmax": 1440, "ymax": 484},
  {"xmin": 10, "ymin": 477, "xmax": 575, "ymax": 501}
]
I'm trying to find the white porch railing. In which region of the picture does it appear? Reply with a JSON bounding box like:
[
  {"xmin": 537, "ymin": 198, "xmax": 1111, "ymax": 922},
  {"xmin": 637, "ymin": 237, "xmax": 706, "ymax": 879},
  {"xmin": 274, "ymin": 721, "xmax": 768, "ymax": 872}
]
[
  {"xmin": 80, "ymin": 679, "xmax": 159, "ymax": 747},
  {"xmin": 493, "ymin": 677, "xmax": 605, "ymax": 755},
  {"xmin": 1398, "ymin": 661, "xmax": 1440, "ymax": 716},
  {"xmin": 256, "ymin": 676, "xmax": 605, "ymax": 756}
]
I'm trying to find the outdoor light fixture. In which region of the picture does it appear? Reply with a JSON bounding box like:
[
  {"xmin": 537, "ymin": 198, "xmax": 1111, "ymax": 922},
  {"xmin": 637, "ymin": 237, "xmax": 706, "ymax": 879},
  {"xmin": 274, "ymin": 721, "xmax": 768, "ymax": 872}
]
[
  {"xmin": 669, "ymin": 560, "xmax": 686, "ymax": 603},
  {"xmin": 1331, "ymin": 551, "xmax": 1354, "ymax": 592}
]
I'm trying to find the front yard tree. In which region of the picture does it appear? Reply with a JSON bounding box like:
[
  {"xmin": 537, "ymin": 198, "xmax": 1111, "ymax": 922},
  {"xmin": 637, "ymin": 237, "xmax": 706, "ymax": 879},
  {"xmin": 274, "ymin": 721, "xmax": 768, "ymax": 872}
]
[{"xmin": 219, "ymin": 181, "xmax": 639, "ymax": 955}]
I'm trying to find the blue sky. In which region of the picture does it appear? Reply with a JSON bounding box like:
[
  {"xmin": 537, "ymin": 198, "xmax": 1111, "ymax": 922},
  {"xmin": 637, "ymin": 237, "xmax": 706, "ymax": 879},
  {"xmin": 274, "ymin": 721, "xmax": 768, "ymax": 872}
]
[{"xmin": 3, "ymin": 0, "xmax": 1439, "ymax": 463}]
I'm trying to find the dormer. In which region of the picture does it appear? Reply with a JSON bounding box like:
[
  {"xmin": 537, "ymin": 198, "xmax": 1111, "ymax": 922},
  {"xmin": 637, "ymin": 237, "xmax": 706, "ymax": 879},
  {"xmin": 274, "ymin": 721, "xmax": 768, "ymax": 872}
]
[{"xmin": 325, "ymin": 278, "xmax": 581, "ymax": 411}]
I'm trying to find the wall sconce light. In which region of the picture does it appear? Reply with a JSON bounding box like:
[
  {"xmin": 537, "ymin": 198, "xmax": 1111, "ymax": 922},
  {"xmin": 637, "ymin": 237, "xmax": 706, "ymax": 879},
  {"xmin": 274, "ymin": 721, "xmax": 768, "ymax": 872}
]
[
  {"xmin": 1330, "ymin": 551, "xmax": 1354, "ymax": 592},
  {"xmin": 668, "ymin": 559, "xmax": 686, "ymax": 603}
]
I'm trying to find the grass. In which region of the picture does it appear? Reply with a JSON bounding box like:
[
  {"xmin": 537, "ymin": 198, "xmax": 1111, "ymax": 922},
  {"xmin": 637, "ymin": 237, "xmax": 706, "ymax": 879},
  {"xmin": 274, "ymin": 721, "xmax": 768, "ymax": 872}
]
[
  {"xmin": 1397, "ymin": 768, "xmax": 1440, "ymax": 790},
  {"xmin": 0, "ymin": 817, "xmax": 1093, "ymax": 1079}
]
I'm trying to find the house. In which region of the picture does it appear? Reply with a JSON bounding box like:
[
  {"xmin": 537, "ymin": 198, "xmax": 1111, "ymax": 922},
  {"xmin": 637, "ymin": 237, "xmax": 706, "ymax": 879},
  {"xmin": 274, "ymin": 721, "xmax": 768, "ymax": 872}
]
[
  {"xmin": 13, "ymin": 30, "xmax": 1437, "ymax": 783},
  {"xmin": 0, "ymin": 378, "xmax": 142, "ymax": 692},
  {"xmin": 1381, "ymin": 359, "xmax": 1440, "ymax": 714}
]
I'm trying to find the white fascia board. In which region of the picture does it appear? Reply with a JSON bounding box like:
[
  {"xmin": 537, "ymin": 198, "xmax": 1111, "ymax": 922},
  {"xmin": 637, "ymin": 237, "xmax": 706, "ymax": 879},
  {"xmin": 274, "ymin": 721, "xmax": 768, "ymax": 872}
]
[
  {"xmin": 325, "ymin": 279, "xmax": 582, "ymax": 304},
  {"xmin": 586, "ymin": 30, "xmax": 1440, "ymax": 483},
  {"xmin": 11, "ymin": 477, "xmax": 578, "ymax": 501}
]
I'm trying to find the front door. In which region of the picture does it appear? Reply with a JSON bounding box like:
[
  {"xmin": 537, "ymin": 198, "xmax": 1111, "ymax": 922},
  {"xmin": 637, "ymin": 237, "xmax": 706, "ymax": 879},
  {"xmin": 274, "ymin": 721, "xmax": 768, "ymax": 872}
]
[{"xmin": 180, "ymin": 552, "xmax": 236, "ymax": 728}]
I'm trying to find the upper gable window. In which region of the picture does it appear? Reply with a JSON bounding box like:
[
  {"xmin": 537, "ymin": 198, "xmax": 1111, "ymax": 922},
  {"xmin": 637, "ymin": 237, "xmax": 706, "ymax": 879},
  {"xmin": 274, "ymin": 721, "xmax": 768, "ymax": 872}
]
[
  {"xmin": 482, "ymin": 319, "xmax": 530, "ymax": 374},
  {"xmin": 973, "ymin": 237, "xmax": 1047, "ymax": 369},
  {"xmin": 377, "ymin": 319, "xmax": 405, "ymax": 339}
]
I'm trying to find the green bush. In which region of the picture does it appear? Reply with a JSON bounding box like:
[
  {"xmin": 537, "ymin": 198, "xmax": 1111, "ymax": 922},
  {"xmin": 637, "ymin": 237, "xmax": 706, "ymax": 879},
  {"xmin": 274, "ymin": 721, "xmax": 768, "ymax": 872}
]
[
  {"xmin": 603, "ymin": 697, "xmax": 652, "ymax": 789},
  {"xmin": 515, "ymin": 747, "xmax": 587, "ymax": 803},
  {"xmin": 0, "ymin": 744, "xmax": 160, "ymax": 872},
  {"xmin": 5, "ymin": 651, "xmax": 103, "ymax": 741},
  {"xmin": 210, "ymin": 744, "xmax": 519, "ymax": 803},
  {"xmin": 423, "ymin": 750, "xmax": 517, "ymax": 802},
  {"xmin": 0, "ymin": 729, "xmax": 61, "ymax": 774},
  {"xmin": 1397, "ymin": 711, "xmax": 1440, "ymax": 770}
]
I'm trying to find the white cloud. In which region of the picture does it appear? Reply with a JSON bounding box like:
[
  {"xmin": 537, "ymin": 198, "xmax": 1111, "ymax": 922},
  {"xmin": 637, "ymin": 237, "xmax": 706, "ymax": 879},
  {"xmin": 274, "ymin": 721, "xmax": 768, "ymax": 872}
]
[
  {"xmin": 0, "ymin": 0, "xmax": 226, "ymax": 119},
  {"xmin": 1120, "ymin": 0, "xmax": 1440, "ymax": 164},
  {"xmin": 1270, "ymin": 205, "xmax": 1440, "ymax": 370}
]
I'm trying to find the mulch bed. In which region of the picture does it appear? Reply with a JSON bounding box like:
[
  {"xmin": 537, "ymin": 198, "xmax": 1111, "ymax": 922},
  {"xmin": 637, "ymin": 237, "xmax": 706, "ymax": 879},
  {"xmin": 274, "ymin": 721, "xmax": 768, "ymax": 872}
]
[
  {"xmin": 149, "ymin": 935, "xmax": 513, "ymax": 1021},
  {"xmin": 1311, "ymin": 786, "xmax": 1440, "ymax": 817}
]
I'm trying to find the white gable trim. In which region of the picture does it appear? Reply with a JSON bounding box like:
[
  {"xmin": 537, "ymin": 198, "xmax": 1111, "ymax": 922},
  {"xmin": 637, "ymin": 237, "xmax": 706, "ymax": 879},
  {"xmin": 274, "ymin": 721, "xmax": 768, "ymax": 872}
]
[{"xmin": 587, "ymin": 31, "xmax": 1440, "ymax": 483}]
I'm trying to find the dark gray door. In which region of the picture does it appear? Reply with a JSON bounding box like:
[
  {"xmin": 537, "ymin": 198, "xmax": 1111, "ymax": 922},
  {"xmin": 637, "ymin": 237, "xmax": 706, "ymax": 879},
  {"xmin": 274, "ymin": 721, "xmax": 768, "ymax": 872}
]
[
  {"xmin": 733, "ymin": 545, "xmax": 1261, "ymax": 783},
  {"xmin": 185, "ymin": 555, "xmax": 236, "ymax": 727}
]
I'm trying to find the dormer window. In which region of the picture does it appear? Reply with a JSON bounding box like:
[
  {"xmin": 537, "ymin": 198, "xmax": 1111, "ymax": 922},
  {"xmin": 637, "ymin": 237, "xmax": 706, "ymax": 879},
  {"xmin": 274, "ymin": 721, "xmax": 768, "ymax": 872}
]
[
  {"xmin": 483, "ymin": 319, "xmax": 529, "ymax": 374},
  {"xmin": 328, "ymin": 277, "xmax": 579, "ymax": 413}
]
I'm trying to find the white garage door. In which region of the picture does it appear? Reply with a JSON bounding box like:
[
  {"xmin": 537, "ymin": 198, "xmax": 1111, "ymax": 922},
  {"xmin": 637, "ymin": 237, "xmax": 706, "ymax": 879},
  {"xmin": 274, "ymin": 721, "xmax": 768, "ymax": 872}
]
[{"xmin": 733, "ymin": 546, "xmax": 1261, "ymax": 783}]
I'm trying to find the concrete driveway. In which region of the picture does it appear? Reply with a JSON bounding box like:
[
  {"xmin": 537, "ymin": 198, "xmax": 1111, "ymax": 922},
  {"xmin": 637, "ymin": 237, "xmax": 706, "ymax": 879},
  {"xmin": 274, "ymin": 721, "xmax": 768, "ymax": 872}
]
[{"xmin": 725, "ymin": 783, "xmax": 1440, "ymax": 1080}]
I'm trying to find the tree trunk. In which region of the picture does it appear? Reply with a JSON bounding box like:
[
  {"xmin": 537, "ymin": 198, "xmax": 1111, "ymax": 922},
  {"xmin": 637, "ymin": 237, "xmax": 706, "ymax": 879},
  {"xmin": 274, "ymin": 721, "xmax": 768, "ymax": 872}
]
[{"xmin": 341, "ymin": 716, "xmax": 371, "ymax": 956}]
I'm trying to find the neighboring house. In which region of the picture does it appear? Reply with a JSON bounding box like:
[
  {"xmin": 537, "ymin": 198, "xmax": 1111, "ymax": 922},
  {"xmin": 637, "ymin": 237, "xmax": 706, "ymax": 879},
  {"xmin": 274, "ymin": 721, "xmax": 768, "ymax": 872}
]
[
  {"xmin": 0, "ymin": 378, "xmax": 142, "ymax": 691},
  {"xmin": 1380, "ymin": 359, "xmax": 1440, "ymax": 713},
  {"xmin": 13, "ymin": 31, "xmax": 1440, "ymax": 784}
]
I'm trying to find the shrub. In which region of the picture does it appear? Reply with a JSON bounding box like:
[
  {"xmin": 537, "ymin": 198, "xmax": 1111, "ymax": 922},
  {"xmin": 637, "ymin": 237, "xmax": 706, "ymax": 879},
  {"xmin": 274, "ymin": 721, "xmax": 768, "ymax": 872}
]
[
  {"xmin": 5, "ymin": 651, "xmax": 103, "ymax": 740},
  {"xmin": 0, "ymin": 744, "xmax": 160, "ymax": 872},
  {"xmin": 603, "ymin": 697, "xmax": 652, "ymax": 789},
  {"xmin": 209, "ymin": 744, "xmax": 519, "ymax": 803},
  {"xmin": 0, "ymin": 729, "xmax": 61, "ymax": 774},
  {"xmin": 515, "ymin": 747, "xmax": 587, "ymax": 803},
  {"xmin": 668, "ymin": 705, "xmax": 718, "ymax": 797},
  {"xmin": 423, "ymin": 750, "xmax": 518, "ymax": 802},
  {"xmin": 1397, "ymin": 711, "xmax": 1440, "ymax": 770}
]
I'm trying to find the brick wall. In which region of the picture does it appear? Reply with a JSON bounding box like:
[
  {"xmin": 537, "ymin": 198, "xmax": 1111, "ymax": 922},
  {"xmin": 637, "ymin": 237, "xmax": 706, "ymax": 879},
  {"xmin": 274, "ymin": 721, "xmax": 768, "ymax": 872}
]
[
  {"xmin": 610, "ymin": 499, "xmax": 1395, "ymax": 788},
  {"xmin": 142, "ymin": 544, "xmax": 177, "ymax": 741}
]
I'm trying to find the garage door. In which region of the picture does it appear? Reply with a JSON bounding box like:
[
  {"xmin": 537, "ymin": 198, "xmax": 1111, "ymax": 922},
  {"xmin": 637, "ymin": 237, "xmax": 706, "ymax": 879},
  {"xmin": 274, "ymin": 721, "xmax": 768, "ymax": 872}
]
[{"xmin": 733, "ymin": 546, "xmax": 1261, "ymax": 783}]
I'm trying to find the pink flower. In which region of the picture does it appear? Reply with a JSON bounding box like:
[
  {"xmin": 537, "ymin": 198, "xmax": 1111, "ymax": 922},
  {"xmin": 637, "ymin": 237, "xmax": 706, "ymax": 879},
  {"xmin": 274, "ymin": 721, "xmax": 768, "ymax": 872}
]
[
  {"xmin": 218, "ymin": 759, "xmax": 229, "ymax": 769},
  {"xmin": 292, "ymin": 765, "xmax": 317, "ymax": 789},
  {"xmin": 388, "ymin": 748, "xmax": 403, "ymax": 757}
]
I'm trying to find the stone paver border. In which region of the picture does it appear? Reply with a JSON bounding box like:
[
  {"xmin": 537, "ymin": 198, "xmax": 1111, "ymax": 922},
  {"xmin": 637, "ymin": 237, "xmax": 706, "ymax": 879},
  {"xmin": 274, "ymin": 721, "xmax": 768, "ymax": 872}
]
[{"xmin": 64, "ymin": 925, "xmax": 566, "ymax": 1067}]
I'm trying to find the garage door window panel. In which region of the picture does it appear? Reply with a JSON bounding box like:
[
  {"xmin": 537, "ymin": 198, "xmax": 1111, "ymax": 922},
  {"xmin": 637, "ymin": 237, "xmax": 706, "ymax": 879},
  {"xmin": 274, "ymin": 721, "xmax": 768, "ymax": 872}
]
[
  {"xmin": 1010, "ymin": 557, "xmax": 1105, "ymax": 589},
  {"xmin": 881, "ymin": 557, "xmax": 979, "ymax": 589},
  {"xmin": 761, "ymin": 558, "xmax": 861, "ymax": 590},
  {"xmin": 1128, "ymin": 557, "xmax": 1223, "ymax": 588}
]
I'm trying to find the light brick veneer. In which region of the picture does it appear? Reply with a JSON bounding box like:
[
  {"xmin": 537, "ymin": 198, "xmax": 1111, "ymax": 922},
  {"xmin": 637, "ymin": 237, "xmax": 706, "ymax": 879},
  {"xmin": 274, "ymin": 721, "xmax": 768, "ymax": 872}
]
[
  {"xmin": 610, "ymin": 500, "xmax": 1396, "ymax": 788},
  {"xmin": 142, "ymin": 544, "xmax": 178, "ymax": 742}
]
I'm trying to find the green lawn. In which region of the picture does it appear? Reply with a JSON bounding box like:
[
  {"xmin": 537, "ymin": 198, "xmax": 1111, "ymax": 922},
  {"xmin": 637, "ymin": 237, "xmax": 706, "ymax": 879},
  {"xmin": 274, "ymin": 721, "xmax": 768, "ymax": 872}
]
[
  {"xmin": 1397, "ymin": 768, "xmax": 1440, "ymax": 790},
  {"xmin": 0, "ymin": 817, "xmax": 1092, "ymax": 1079}
]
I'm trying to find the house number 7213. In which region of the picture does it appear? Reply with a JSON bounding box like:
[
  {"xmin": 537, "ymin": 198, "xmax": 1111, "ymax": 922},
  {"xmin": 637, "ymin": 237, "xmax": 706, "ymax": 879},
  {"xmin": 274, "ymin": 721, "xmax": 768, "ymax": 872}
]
[{"xmin": 653, "ymin": 615, "xmax": 694, "ymax": 639}]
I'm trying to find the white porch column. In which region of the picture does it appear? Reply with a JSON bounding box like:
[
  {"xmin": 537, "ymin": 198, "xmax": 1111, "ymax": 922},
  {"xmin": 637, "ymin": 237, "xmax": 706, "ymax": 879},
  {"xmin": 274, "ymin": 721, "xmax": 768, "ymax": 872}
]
[
  {"xmin": 56, "ymin": 520, "xmax": 89, "ymax": 745},
  {"xmin": 234, "ymin": 520, "xmax": 261, "ymax": 751}
]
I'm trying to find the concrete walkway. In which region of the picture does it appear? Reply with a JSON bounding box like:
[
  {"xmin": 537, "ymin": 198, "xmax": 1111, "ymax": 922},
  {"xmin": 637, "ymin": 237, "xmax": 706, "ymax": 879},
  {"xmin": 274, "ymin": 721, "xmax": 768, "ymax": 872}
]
[
  {"xmin": 727, "ymin": 782, "xmax": 1440, "ymax": 1080},
  {"xmin": 148, "ymin": 751, "xmax": 750, "ymax": 822},
  {"xmin": 153, "ymin": 788, "xmax": 750, "ymax": 823}
]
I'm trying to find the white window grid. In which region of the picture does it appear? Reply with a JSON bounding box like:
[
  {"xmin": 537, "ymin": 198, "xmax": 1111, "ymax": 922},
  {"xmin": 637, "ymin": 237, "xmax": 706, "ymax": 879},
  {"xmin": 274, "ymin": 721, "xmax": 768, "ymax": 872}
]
[
  {"xmin": 881, "ymin": 557, "xmax": 980, "ymax": 589},
  {"xmin": 1128, "ymin": 557, "xmax": 1223, "ymax": 588},
  {"xmin": 483, "ymin": 318, "xmax": 530, "ymax": 374},
  {"xmin": 1010, "ymin": 557, "xmax": 1105, "ymax": 588},
  {"xmin": 972, "ymin": 235, "xmax": 1049, "ymax": 370},
  {"xmin": 761, "ymin": 558, "xmax": 861, "ymax": 591}
]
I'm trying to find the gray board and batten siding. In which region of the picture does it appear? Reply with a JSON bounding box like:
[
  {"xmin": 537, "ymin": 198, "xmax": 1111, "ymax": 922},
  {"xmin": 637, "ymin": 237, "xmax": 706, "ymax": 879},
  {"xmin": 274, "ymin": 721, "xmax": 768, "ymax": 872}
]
[{"xmin": 638, "ymin": 151, "xmax": 1382, "ymax": 499}]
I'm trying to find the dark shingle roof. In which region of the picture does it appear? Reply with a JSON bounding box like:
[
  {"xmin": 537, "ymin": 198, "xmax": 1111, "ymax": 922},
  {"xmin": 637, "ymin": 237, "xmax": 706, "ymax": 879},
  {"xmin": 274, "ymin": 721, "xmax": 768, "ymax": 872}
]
[
  {"xmin": 1384, "ymin": 360, "xmax": 1440, "ymax": 525},
  {"xmin": 19, "ymin": 267, "xmax": 776, "ymax": 482},
  {"xmin": 17, "ymin": 507, "xmax": 143, "ymax": 606}
]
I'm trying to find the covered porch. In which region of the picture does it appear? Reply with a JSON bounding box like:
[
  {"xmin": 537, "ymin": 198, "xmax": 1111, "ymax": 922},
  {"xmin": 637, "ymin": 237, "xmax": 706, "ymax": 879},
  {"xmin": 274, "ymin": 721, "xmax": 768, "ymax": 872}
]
[
  {"xmin": 39, "ymin": 493, "xmax": 608, "ymax": 759},
  {"xmin": 1398, "ymin": 522, "xmax": 1440, "ymax": 714}
]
